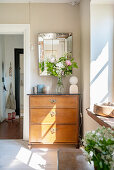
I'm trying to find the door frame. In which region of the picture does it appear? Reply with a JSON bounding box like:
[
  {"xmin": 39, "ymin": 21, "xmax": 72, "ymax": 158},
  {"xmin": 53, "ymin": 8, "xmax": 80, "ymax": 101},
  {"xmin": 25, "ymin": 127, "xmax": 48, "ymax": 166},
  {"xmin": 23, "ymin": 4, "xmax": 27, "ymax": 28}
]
[
  {"xmin": 0, "ymin": 24, "xmax": 30, "ymax": 140},
  {"xmin": 15, "ymin": 48, "xmax": 24, "ymax": 117}
]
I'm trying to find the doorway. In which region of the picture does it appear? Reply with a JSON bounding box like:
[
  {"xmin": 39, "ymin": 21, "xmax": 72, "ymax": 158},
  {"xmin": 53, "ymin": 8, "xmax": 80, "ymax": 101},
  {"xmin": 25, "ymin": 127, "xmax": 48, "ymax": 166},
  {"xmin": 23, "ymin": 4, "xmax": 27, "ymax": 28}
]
[
  {"xmin": 0, "ymin": 35, "xmax": 24, "ymax": 139},
  {"xmin": 0, "ymin": 24, "xmax": 30, "ymax": 140}
]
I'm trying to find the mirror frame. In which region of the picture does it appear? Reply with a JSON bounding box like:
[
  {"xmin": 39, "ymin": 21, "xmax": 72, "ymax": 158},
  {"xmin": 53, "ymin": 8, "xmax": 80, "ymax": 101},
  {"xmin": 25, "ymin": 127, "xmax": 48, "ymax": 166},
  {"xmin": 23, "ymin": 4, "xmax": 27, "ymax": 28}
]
[{"xmin": 38, "ymin": 32, "xmax": 73, "ymax": 76}]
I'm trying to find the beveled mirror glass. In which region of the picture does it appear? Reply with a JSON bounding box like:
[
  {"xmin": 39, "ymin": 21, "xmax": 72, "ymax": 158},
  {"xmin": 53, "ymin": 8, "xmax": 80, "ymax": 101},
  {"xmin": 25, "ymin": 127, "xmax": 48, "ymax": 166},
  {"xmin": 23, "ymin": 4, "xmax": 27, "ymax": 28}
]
[{"xmin": 38, "ymin": 33, "xmax": 72, "ymax": 76}]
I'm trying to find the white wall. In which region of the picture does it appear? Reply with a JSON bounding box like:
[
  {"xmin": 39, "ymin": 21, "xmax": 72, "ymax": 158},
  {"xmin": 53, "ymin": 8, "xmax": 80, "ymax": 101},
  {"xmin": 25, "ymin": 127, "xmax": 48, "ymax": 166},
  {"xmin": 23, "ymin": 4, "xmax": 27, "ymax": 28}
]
[
  {"xmin": 90, "ymin": 4, "xmax": 114, "ymax": 107},
  {"xmin": 0, "ymin": 34, "xmax": 24, "ymax": 120}
]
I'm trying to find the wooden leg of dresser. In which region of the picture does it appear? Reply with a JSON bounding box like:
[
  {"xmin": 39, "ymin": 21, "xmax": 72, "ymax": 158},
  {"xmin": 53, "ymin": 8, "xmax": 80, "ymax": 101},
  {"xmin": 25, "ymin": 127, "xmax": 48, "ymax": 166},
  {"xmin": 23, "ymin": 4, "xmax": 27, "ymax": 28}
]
[
  {"xmin": 75, "ymin": 144, "xmax": 79, "ymax": 149},
  {"xmin": 28, "ymin": 143, "xmax": 32, "ymax": 149}
]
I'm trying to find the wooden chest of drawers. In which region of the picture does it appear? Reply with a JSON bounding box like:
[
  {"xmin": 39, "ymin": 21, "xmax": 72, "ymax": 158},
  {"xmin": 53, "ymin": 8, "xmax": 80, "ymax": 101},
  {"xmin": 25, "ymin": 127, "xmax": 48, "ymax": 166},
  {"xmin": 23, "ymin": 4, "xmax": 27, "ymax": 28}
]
[{"xmin": 29, "ymin": 94, "xmax": 79, "ymax": 148}]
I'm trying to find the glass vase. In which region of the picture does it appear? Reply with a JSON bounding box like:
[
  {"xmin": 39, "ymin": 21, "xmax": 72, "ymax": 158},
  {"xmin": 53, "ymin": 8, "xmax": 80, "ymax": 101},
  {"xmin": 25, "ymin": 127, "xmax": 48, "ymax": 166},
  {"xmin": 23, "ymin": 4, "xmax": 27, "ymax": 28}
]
[{"xmin": 56, "ymin": 77, "xmax": 64, "ymax": 94}]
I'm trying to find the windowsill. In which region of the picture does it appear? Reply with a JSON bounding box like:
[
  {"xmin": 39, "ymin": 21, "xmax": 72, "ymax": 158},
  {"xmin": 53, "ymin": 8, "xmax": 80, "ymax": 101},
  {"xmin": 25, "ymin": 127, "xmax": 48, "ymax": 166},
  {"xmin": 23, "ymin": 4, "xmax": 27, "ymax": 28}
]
[{"xmin": 86, "ymin": 108, "xmax": 114, "ymax": 130}]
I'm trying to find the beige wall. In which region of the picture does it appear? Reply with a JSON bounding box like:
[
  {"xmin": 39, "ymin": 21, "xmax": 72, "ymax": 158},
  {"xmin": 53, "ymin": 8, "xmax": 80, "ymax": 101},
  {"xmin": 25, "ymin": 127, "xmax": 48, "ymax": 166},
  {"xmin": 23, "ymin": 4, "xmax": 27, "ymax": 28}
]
[
  {"xmin": 0, "ymin": 3, "xmax": 80, "ymax": 139},
  {"xmin": 30, "ymin": 3, "xmax": 80, "ymax": 93},
  {"xmin": 0, "ymin": 3, "xmax": 29, "ymax": 24},
  {"xmin": 80, "ymin": 0, "xmax": 100, "ymax": 135},
  {"xmin": 0, "ymin": 3, "xmax": 80, "ymax": 94}
]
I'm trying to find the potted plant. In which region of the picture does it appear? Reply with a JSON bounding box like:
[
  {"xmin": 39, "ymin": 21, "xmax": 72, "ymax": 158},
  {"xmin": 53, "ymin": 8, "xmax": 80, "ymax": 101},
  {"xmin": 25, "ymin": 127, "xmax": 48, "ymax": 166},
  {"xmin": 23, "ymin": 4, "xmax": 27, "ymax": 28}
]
[
  {"xmin": 39, "ymin": 52, "xmax": 78, "ymax": 93},
  {"xmin": 83, "ymin": 127, "xmax": 114, "ymax": 170}
]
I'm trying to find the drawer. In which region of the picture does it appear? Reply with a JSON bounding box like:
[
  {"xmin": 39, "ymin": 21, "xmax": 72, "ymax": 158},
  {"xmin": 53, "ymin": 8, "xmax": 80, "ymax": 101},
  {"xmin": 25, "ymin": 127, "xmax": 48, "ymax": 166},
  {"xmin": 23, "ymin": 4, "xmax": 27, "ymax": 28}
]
[
  {"xmin": 30, "ymin": 96, "xmax": 57, "ymax": 108},
  {"xmin": 30, "ymin": 108, "xmax": 78, "ymax": 124},
  {"xmin": 55, "ymin": 96, "xmax": 78, "ymax": 108},
  {"xmin": 30, "ymin": 95, "xmax": 79, "ymax": 108},
  {"xmin": 29, "ymin": 124, "xmax": 78, "ymax": 143}
]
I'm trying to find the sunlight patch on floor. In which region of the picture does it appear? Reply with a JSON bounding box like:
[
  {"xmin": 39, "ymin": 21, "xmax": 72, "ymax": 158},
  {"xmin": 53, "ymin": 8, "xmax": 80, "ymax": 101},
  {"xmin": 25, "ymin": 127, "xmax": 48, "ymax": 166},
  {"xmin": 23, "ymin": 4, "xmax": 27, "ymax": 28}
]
[
  {"xmin": 16, "ymin": 147, "xmax": 32, "ymax": 164},
  {"xmin": 15, "ymin": 147, "xmax": 51, "ymax": 170},
  {"xmin": 39, "ymin": 148, "xmax": 49, "ymax": 152},
  {"xmin": 0, "ymin": 140, "xmax": 57, "ymax": 170},
  {"xmin": 29, "ymin": 153, "xmax": 46, "ymax": 170}
]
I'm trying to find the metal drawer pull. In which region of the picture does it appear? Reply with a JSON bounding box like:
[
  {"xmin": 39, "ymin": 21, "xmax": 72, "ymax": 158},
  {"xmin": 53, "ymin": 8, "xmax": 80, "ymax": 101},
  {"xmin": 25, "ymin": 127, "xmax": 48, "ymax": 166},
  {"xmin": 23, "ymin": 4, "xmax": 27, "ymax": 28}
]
[
  {"xmin": 50, "ymin": 128, "xmax": 56, "ymax": 134},
  {"xmin": 49, "ymin": 99, "xmax": 56, "ymax": 104},
  {"xmin": 50, "ymin": 111, "xmax": 56, "ymax": 117}
]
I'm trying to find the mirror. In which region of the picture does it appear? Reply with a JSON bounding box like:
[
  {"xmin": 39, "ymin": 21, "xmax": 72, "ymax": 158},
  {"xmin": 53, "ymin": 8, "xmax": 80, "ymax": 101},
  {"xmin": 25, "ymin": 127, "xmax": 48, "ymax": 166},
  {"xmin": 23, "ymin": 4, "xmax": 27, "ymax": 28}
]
[{"xmin": 38, "ymin": 33, "xmax": 72, "ymax": 76}]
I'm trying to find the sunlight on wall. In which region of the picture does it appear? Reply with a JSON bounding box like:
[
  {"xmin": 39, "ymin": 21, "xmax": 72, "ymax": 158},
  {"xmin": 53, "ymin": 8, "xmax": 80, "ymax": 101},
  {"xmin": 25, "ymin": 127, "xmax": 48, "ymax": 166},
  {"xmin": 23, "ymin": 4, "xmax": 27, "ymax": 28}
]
[
  {"xmin": 90, "ymin": 4, "xmax": 114, "ymax": 111},
  {"xmin": 90, "ymin": 42, "xmax": 109, "ymax": 107}
]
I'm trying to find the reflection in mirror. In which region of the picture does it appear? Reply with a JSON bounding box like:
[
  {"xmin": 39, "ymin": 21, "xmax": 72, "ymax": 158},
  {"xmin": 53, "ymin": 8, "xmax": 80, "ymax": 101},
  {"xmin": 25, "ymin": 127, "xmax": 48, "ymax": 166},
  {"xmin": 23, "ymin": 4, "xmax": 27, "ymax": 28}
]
[{"xmin": 38, "ymin": 33, "xmax": 72, "ymax": 76}]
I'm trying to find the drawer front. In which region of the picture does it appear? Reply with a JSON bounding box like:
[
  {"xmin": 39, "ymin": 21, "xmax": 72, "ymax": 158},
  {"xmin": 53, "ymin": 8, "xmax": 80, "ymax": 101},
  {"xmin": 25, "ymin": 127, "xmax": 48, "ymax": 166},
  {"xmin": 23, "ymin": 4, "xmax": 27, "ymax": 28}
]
[
  {"xmin": 55, "ymin": 96, "xmax": 79, "ymax": 108},
  {"xmin": 30, "ymin": 95, "xmax": 79, "ymax": 108},
  {"xmin": 30, "ymin": 108, "xmax": 56, "ymax": 124},
  {"xmin": 30, "ymin": 108, "xmax": 78, "ymax": 124},
  {"xmin": 30, "ymin": 96, "xmax": 57, "ymax": 108},
  {"xmin": 30, "ymin": 124, "xmax": 78, "ymax": 143}
]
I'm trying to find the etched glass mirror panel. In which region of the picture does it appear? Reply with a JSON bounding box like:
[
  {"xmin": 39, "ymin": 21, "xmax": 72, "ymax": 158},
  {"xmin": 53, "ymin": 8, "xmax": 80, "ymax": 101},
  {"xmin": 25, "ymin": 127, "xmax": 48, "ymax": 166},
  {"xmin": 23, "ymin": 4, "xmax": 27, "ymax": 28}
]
[{"xmin": 38, "ymin": 33, "xmax": 72, "ymax": 76}]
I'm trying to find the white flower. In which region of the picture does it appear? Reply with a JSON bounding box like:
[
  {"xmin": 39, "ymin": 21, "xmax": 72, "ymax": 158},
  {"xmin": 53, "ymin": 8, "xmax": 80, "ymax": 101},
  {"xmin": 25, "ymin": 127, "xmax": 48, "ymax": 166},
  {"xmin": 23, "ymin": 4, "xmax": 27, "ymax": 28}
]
[
  {"xmin": 112, "ymin": 152, "xmax": 114, "ymax": 160},
  {"xmin": 83, "ymin": 127, "xmax": 114, "ymax": 169},
  {"xmin": 101, "ymin": 155, "xmax": 105, "ymax": 160},
  {"xmin": 92, "ymin": 131, "xmax": 95, "ymax": 134},
  {"xmin": 56, "ymin": 62, "xmax": 64, "ymax": 69},
  {"xmin": 56, "ymin": 69, "xmax": 62, "ymax": 75},
  {"xmin": 96, "ymin": 133, "xmax": 100, "ymax": 136},
  {"xmin": 50, "ymin": 57, "xmax": 55, "ymax": 63},
  {"xmin": 100, "ymin": 137, "xmax": 103, "ymax": 141},
  {"xmin": 105, "ymin": 160, "xmax": 108, "ymax": 165},
  {"xmin": 110, "ymin": 161, "xmax": 114, "ymax": 170},
  {"xmin": 106, "ymin": 155, "xmax": 111, "ymax": 160},
  {"xmin": 90, "ymin": 151, "xmax": 93, "ymax": 157}
]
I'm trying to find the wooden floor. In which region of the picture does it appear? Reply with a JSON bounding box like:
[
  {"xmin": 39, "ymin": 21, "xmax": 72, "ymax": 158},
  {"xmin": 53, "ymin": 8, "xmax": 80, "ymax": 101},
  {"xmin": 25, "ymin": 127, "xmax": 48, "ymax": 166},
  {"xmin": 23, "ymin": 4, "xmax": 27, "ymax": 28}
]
[
  {"xmin": 0, "ymin": 140, "xmax": 58, "ymax": 170},
  {"xmin": 0, "ymin": 118, "xmax": 23, "ymax": 139}
]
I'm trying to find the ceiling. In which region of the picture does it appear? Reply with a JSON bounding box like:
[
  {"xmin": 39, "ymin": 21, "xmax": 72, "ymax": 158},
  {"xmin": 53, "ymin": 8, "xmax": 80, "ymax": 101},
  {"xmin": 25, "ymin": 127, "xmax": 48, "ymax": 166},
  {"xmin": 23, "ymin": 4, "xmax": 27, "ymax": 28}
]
[
  {"xmin": 0, "ymin": 0, "xmax": 114, "ymax": 4},
  {"xmin": 0, "ymin": 0, "xmax": 80, "ymax": 3},
  {"xmin": 92, "ymin": 0, "xmax": 114, "ymax": 4}
]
